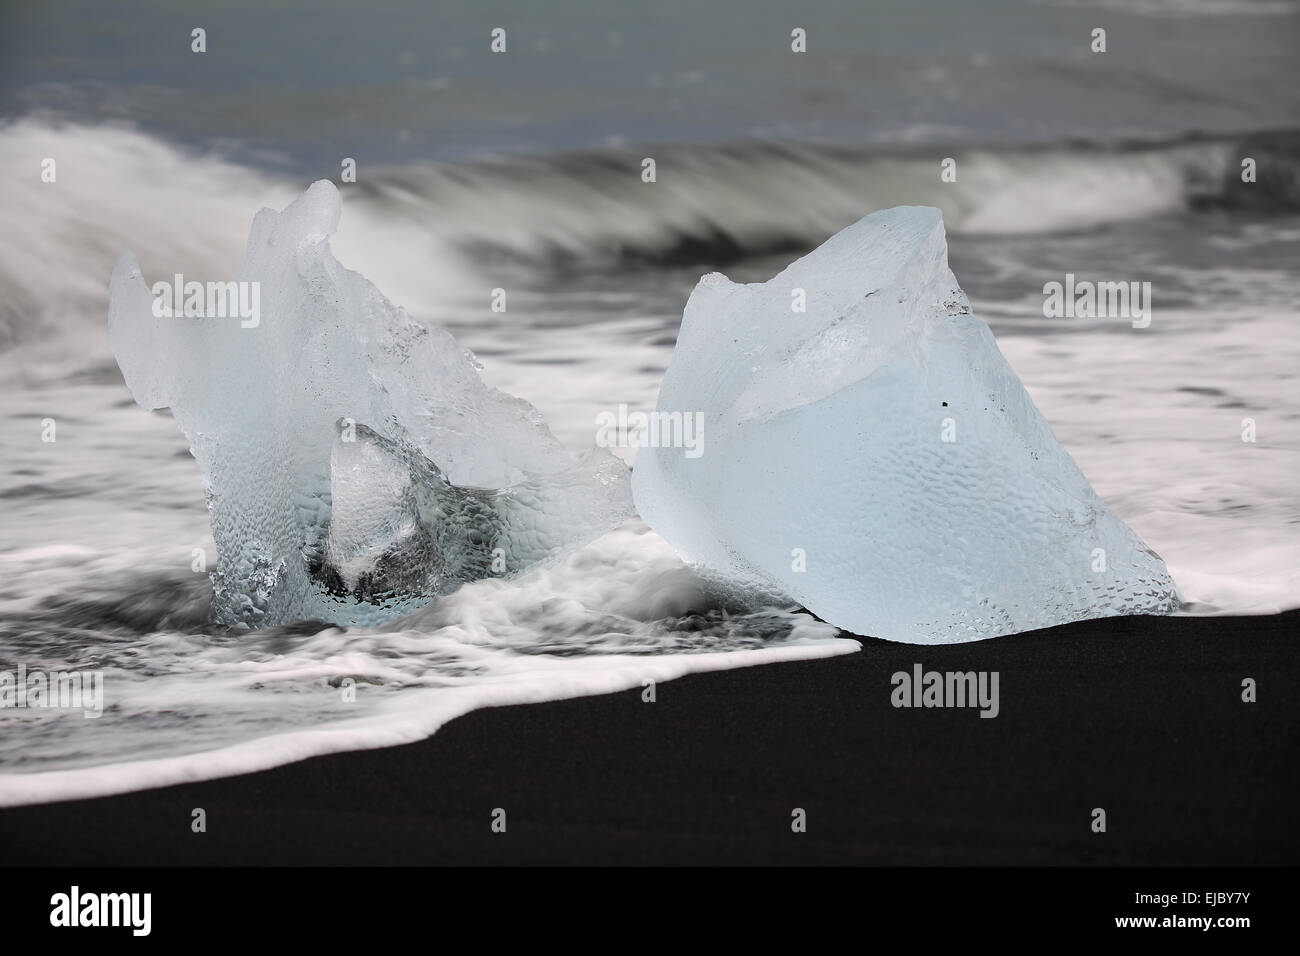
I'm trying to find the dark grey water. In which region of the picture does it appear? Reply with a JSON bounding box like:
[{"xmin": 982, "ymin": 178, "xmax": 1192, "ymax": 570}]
[{"xmin": 5, "ymin": 0, "xmax": 1298, "ymax": 166}]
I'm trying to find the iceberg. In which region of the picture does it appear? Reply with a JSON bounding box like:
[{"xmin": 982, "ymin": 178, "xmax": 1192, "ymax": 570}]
[
  {"xmin": 632, "ymin": 206, "xmax": 1177, "ymax": 643},
  {"xmin": 108, "ymin": 180, "xmax": 633, "ymax": 629}
]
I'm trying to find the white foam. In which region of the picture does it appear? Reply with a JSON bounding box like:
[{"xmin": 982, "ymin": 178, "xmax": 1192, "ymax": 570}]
[{"xmin": 0, "ymin": 523, "xmax": 855, "ymax": 806}]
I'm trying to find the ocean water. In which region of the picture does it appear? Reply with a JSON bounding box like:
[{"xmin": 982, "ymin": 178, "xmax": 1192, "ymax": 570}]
[{"xmin": 1, "ymin": 0, "xmax": 1297, "ymax": 805}]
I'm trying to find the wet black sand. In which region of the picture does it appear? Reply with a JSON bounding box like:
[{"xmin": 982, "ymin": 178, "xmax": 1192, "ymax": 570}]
[{"xmin": 3, "ymin": 610, "xmax": 1296, "ymax": 865}]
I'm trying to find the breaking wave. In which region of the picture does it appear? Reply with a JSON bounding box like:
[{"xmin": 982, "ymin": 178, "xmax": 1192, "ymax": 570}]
[{"xmin": 3, "ymin": 118, "xmax": 1298, "ymax": 347}]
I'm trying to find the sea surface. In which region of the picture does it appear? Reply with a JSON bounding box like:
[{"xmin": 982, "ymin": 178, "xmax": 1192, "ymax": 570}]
[{"xmin": 1, "ymin": 0, "xmax": 1297, "ymax": 805}]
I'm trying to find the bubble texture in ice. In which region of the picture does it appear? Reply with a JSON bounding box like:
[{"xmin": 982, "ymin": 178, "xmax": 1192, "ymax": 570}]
[
  {"xmin": 109, "ymin": 180, "xmax": 633, "ymax": 629},
  {"xmin": 632, "ymin": 205, "xmax": 1177, "ymax": 643}
]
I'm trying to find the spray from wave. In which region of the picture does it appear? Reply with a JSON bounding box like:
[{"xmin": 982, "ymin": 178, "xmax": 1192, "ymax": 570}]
[{"xmin": 356, "ymin": 130, "xmax": 1300, "ymax": 265}]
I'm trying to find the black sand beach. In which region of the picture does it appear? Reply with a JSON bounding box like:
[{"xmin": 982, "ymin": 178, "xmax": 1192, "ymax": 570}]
[{"xmin": 3, "ymin": 610, "xmax": 1296, "ymax": 866}]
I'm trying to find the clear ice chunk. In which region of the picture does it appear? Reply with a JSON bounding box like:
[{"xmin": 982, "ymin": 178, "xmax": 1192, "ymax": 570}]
[
  {"xmin": 631, "ymin": 205, "xmax": 1177, "ymax": 643},
  {"xmin": 316, "ymin": 421, "xmax": 633, "ymax": 605},
  {"xmin": 108, "ymin": 180, "xmax": 633, "ymax": 629}
]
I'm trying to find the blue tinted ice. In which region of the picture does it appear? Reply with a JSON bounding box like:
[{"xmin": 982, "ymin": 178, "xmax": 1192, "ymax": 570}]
[{"xmin": 632, "ymin": 206, "xmax": 1177, "ymax": 642}]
